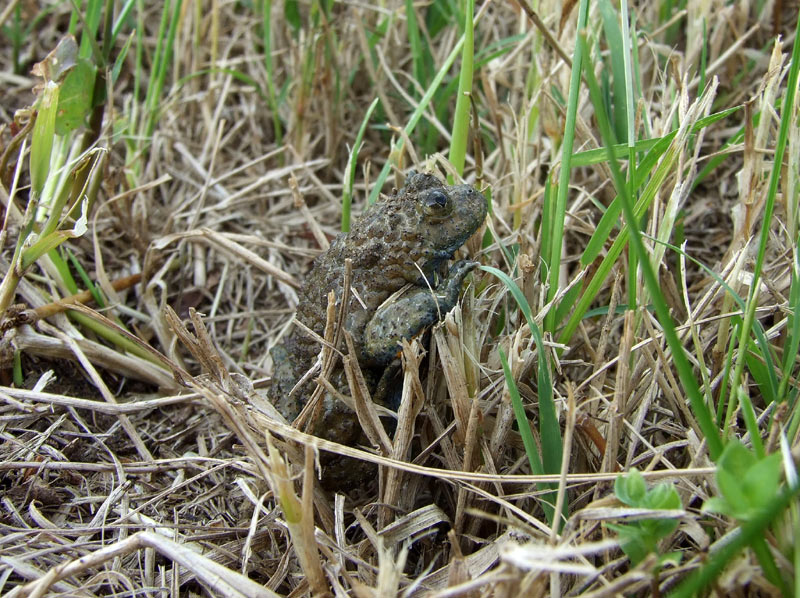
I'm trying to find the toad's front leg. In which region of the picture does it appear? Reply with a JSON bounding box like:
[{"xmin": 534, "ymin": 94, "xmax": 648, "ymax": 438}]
[{"xmin": 362, "ymin": 260, "xmax": 478, "ymax": 366}]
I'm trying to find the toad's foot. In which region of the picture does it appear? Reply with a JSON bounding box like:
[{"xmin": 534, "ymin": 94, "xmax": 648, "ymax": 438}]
[{"xmin": 363, "ymin": 259, "xmax": 479, "ymax": 365}]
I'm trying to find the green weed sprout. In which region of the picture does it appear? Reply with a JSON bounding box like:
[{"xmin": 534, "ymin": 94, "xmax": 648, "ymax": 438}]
[
  {"xmin": 702, "ymin": 441, "xmax": 789, "ymax": 594},
  {"xmin": 608, "ymin": 469, "xmax": 682, "ymax": 568}
]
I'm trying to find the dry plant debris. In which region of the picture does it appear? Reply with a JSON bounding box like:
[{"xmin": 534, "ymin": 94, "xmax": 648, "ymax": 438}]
[{"xmin": 1, "ymin": 1, "xmax": 799, "ymax": 597}]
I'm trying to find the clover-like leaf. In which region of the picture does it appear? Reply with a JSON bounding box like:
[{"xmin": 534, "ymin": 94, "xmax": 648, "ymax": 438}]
[
  {"xmin": 608, "ymin": 522, "xmax": 652, "ymax": 565},
  {"xmin": 615, "ymin": 468, "xmax": 647, "ymax": 506},
  {"xmin": 741, "ymin": 453, "xmax": 781, "ymax": 512},
  {"xmin": 644, "ymin": 482, "xmax": 682, "ymax": 511},
  {"xmin": 610, "ymin": 470, "xmax": 684, "ymax": 566},
  {"xmin": 705, "ymin": 440, "xmax": 783, "ymax": 522}
]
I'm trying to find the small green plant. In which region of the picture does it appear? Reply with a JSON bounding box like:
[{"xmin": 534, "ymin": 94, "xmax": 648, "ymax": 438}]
[
  {"xmin": 703, "ymin": 440, "xmax": 782, "ymax": 521},
  {"xmin": 702, "ymin": 440, "xmax": 788, "ymax": 594},
  {"xmin": 608, "ymin": 469, "xmax": 682, "ymax": 567}
]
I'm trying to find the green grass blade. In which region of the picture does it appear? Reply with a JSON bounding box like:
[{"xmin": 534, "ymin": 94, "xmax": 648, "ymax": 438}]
[
  {"xmin": 111, "ymin": 0, "xmax": 137, "ymax": 44},
  {"xmin": 67, "ymin": 310, "xmax": 162, "ymax": 365},
  {"xmin": 48, "ymin": 247, "xmax": 79, "ymax": 295},
  {"xmin": 498, "ymin": 348, "xmax": 543, "ymax": 476},
  {"xmin": 571, "ymin": 105, "xmax": 740, "ymax": 168},
  {"xmin": 539, "ymin": 173, "xmax": 553, "ymax": 286},
  {"xmin": 71, "ymin": 0, "xmax": 104, "ymax": 65},
  {"xmin": 599, "ymin": 0, "xmax": 627, "ymax": 142},
  {"xmin": 144, "ymin": 0, "xmax": 182, "ymax": 139},
  {"xmin": 640, "ymin": 235, "xmax": 778, "ymax": 410},
  {"xmin": 66, "ymin": 247, "xmax": 105, "ymax": 309},
  {"xmin": 559, "ymin": 90, "xmax": 729, "ymax": 344},
  {"xmin": 561, "ymin": 133, "xmax": 679, "ymax": 343},
  {"xmin": 261, "ymin": 0, "xmax": 284, "ymax": 149},
  {"xmin": 498, "ymin": 346, "xmax": 557, "ymax": 526},
  {"xmin": 447, "ymin": 0, "xmax": 473, "ymax": 179},
  {"xmin": 778, "ymin": 245, "xmax": 800, "ymax": 403},
  {"xmin": 13, "ymin": 350, "xmax": 23, "ymax": 387},
  {"xmin": 342, "ymin": 97, "xmax": 379, "ymax": 232},
  {"xmin": 736, "ymin": 386, "xmax": 764, "ymax": 459},
  {"xmin": 405, "ymin": 0, "xmax": 426, "ymax": 90},
  {"xmin": 544, "ymin": 0, "xmax": 590, "ymax": 333},
  {"xmin": 111, "ymin": 30, "xmax": 134, "ymax": 85},
  {"xmin": 572, "ymin": 136, "xmax": 664, "ymax": 168},
  {"xmin": 30, "ymin": 82, "xmax": 59, "ymax": 198},
  {"xmin": 21, "ymin": 231, "xmax": 73, "ymax": 271},
  {"xmin": 619, "ymin": 0, "xmax": 637, "ymax": 198}
]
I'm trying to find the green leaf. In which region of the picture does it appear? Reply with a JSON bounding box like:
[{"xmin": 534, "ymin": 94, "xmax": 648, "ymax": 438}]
[
  {"xmin": 342, "ymin": 97, "xmax": 379, "ymax": 232},
  {"xmin": 701, "ymin": 497, "xmax": 731, "ymax": 517},
  {"xmin": 447, "ymin": 0, "xmax": 473, "ymax": 178},
  {"xmin": 607, "ymin": 522, "xmax": 652, "ymax": 565},
  {"xmin": 706, "ymin": 441, "xmax": 783, "ymax": 522},
  {"xmin": 672, "ymin": 484, "xmax": 800, "ymax": 597},
  {"xmin": 645, "ymin": 482, "xmax": 681, "ymax": 511},
  {"xmin": 718, "ymin": 439, "xmax": 756, "ymax": 472},
  {"xmin": 741, "ymin": 453, "xmax": 782, "ymax": 512},
  {"xmin": 611, "ymin": 470, "xmax": 683, "ymax": 566},
  {"xmin": 55, "ymin": 57, "xmax": 96, "ymax": 135},
  {"xmin": 30, "ymin": 81, "xmax": 59, "ymax": 197},
  {"xmin": 598, "ymin": 0, "xmax": 627, "ymax": 141},
  {"xmin": 715, "ymin": 468, "xmax": 752, "ymax": 517},
  {"xmin": 659, "ymin": 551, "xmax": 683, "ymax": 568},
  {"xmin": 643, "ymin": 517, "xmax": 679, "ymax": 541},
  {"xmin": 615, "ymin": 469, "xmax": 647, "ymax": 506},
  {"xmin": 33, "ymin": 35, "xmax": 79, "ymax": 83},
  {"xmin": 284, "ymin": 0, "xmax": 301, "ymax": 34}
]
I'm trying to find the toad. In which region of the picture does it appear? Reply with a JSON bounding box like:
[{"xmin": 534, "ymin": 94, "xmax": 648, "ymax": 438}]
[{"xmin": 269, "ymin": 172, "xmax": 487, "ymax": 456}]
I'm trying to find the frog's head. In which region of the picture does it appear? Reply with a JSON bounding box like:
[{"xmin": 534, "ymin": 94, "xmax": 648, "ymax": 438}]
[{"xmin": 404, "ymin": 172, "xmax": 488, "ymax": 257}]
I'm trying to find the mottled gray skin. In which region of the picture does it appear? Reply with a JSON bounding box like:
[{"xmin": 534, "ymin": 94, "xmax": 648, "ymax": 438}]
[{"xmin": 269, "ymin": 173, "xmax": 487, "ymax": 449}]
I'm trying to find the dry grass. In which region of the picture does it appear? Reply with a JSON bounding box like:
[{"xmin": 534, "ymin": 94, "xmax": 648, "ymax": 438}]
[{"xmin": 1, "ymin": 1, "xmax": 798, "ymax": 596}]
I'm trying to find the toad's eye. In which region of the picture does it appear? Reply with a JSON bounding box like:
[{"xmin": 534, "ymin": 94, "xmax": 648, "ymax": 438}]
[{"xmin": 421, "ymin": 189, "xmax": 451, "ymax": 217}]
